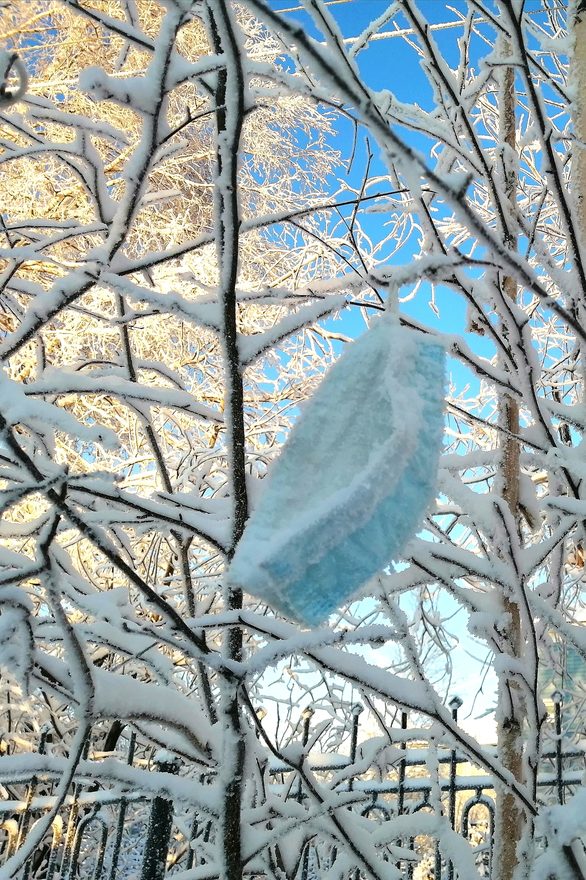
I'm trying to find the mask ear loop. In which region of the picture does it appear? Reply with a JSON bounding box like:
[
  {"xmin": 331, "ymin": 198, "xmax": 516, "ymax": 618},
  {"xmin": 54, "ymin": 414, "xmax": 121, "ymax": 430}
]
[
  {"xmin": 0, "ymin": 52, "xmax": 28, "ymax": 107},
  {"xmin": 382, "ymin": 279, "xmax": 401, "ymax": 331}
]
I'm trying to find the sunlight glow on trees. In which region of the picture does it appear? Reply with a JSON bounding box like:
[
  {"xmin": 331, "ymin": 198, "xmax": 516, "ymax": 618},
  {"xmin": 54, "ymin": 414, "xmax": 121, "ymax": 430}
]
[{"xmin": 0, "ymin": 2, "xmax": 585, "ymax": 879}]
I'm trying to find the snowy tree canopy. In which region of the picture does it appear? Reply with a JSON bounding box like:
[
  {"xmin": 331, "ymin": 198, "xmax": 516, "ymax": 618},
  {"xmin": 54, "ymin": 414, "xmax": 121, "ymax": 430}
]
[{"xmin": 0, "ymin": 2, "xmax": 586, "ymax": 880}]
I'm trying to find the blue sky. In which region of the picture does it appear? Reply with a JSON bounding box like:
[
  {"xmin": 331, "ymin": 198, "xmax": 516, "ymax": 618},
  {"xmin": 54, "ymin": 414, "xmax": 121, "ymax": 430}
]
[
  {"xmin": 260, "ymin": 0, "xmax": 512, "ymax": 737},
  {"xmin": 268, "ymin": 0, "xmax": 500, "ymax": 377},
  {"xmin": 257, "ymin": 0, "xmax": 575, "ymax": 741}
]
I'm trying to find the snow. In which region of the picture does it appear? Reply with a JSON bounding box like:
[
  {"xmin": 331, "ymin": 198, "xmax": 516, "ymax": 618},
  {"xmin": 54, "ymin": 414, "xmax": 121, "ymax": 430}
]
[
  {"xmin": 0, "ymin": 753, "xmax": 219, "ymax": 815},
  {"xmin": 0, "ymin": 1, "xmax": 583, "ymax": 877},
  {"xmin": 27, "ymin": 369, "xmax": 221, "ymax": 424},
  {"xmin": 238, "ymin": 294, "xmax": 347, "ymax": 365},
  {"xmin": 0, "ymin": 604, "xmax": 33, "ymax": 691},
  {"xmin": 0, "ymin": 369, "xmax": 119, "ymax": 450},
  {"xmin": 103, "ymin": 272, "xmax": 224, "ymax": 330},
  {"xmin": 92, "ymin": 669, "xmax": 213, "ymax": 760}
]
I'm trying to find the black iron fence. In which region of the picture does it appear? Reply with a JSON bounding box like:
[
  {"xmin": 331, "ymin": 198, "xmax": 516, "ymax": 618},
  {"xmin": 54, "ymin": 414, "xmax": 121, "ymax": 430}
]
[{"xmin": 0, "ymin": 698, "xmax": 584, "ymax": 880}]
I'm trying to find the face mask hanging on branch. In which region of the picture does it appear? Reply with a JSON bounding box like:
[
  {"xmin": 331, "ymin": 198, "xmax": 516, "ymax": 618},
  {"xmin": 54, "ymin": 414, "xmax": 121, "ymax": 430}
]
[
  {"xmin": 0, "ymin": 52, "xmax": 28, "ymax": 107},
  {"xmin": 228, "ymin": 317, "xmax": 446, "ymax": 626}
]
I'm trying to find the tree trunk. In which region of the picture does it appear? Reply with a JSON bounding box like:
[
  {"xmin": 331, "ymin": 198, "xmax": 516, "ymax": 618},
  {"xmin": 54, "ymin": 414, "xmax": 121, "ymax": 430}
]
[
  {"xmin": 573, "ymin": 0, "xmax": 586, "ymax": 427},
  {"xmin": 206, "ymin": 3, "xmax": 248, "ymax": 877},
  {"xmin": 493, "ymin": 57, "xmax": 527, "ymax": 880},
  {"xmin": 573, "ymin": 2, "xmax": 586, "ymax": 241}
]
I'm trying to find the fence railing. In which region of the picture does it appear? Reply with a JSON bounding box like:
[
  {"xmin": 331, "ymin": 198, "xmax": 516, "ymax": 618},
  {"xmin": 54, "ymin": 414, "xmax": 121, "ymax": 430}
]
[{"xmin": 0, "ymin": 698, "xmax": 584, "ymax": 880}]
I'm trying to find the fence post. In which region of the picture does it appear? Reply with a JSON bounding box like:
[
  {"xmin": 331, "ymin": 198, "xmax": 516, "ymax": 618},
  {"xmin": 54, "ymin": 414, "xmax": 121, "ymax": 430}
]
[
  {"xmin": 60, "ymin": 731, "xmax": 91, "ymax": 880},
  {"xmin": 108, "ymin": 731, "xmax": 136, "ymax": 880},
  {"xmin": 398, "ymin": 710, "xmax": 408, "ymax": 816},
  {"xmin": 17, "ymin": 726, "xmax": 49, "ymax": 880},
  {"xmin": 447, "ymin": 696, "xmax": 463, "ymax": 880},
  {"xmin": 448, "ymin": 696, "xmax": 462, "ymax": 832},
  {"xmin": 140, "ymin": 754, "xmax": 180, "ymax": 880},
  {"xmin": 349, "ymin": 704, "xmax": 363, "ymax": 880},
  {"xmin": 301, "ymin": 706, "xmax": 314, "ymax": 748},
  {"xmin": 299, "ymin": 707, "xmax": 314, "ymax": 880},
  {"xmin": 297, "ymin": 706, "xmax": 314, "ymax": 805},
  {"xmin": 348, "ymin": 704, "xmax": 363, "ymax": 793},
  {"xmin": 552, "ymin": 690, "xmax": 564, "ymax": 805}
]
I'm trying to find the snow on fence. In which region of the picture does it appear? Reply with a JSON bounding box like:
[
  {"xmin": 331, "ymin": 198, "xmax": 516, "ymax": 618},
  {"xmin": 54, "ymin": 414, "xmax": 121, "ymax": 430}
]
[{"xmin": 0, "ymin": 699, "xmax": 583, "ymax": 880}]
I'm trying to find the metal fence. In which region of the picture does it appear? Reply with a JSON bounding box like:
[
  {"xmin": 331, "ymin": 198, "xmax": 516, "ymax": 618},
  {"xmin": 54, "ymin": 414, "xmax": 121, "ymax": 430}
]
[{"xmin": 0, "ymin": 698, "xmax": 583, "ymax": 880}]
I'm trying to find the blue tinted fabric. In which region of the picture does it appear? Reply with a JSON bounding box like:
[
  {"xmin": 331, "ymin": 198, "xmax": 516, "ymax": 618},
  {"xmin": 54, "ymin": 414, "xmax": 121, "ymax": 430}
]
[{"xmin": 228, "ymin": 318, "xmax": 445, "ymax": 626}]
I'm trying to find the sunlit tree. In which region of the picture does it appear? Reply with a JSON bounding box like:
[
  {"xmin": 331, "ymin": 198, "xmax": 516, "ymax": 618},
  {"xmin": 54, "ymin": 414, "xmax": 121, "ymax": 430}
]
[{"xmin": 2, "ymin": 2, "xmax": 586, "ymax": 880}]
